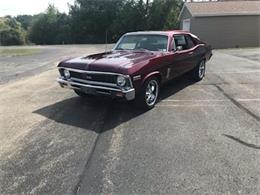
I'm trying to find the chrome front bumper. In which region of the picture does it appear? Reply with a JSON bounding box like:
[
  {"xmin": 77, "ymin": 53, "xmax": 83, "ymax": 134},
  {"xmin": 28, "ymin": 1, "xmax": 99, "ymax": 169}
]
[{"xmin": 57, "ymin": 77, "xmax": 135, "ymax": 101}]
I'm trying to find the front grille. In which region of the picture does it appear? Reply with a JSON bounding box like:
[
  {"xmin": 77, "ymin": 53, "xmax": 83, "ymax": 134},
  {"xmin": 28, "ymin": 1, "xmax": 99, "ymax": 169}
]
[
  {"xmin": 58, "ymin": 68, "xmax": 134, "ymax": 94},
  {"xmin": 69, "ymin": 71, "xmax": 81, "ymax": 79},
  {"xmin": 59, "ymin": 68, "xmax": 119, "ymax": 84},
  {"xmin": 69, "ymin": 71, "xmax": 117, "ymax": 84}
]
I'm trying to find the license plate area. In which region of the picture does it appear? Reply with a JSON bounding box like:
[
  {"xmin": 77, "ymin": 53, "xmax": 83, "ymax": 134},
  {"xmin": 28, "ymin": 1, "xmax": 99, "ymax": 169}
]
[
  {"xmin": 81, "ymin": 87, "xmax": 115, "ymax": 97},
  {"xmin": 81, "ymin": 87, "xmax": 96, "ymax": 94}
]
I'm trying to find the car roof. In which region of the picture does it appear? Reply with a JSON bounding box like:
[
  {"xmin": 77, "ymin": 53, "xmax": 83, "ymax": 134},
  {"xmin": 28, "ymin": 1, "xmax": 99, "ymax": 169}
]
[{"xmin": 124, "ymin": 30, "xmax": 191, "ymax": 37}]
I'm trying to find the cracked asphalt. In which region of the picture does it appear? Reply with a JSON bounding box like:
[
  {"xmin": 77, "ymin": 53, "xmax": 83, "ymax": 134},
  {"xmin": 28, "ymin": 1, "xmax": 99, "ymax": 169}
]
[{"xmin": 0, "ymin": 46, "xmax": 259, "ymax": 195}]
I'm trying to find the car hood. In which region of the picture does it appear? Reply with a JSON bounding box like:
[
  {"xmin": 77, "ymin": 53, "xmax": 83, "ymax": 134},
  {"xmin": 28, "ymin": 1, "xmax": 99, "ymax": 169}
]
[{"xmin": 59, "ymin": 50, "xmax": 161, "ymax": 74}]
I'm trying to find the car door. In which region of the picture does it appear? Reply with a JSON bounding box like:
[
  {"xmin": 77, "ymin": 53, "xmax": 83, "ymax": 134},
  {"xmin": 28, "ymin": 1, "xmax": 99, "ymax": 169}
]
[
  {"xmin": 168, "ymin": 34, "xmax": 192, "ymax": 77},
  {"xmin": 184, "ymin": 34, "xmax": 201, "ymax": 71},
  {"xmin": 160, "ymin": 34, "xmax": 200, "ymax": 81}
]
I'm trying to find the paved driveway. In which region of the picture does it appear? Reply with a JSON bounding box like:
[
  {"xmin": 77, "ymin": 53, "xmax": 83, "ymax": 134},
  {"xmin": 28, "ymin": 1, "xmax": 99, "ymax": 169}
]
[{"xmin": 0, "ymin": 46, "xmax": 259, "ymax": 195}]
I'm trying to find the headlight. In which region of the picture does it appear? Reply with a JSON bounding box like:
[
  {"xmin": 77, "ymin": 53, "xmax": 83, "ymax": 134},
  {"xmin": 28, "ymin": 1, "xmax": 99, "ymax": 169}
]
[
  {"xmin": 64, "ymin": 69, "xmax": 70, "ymax": 79},
  {"xmin": 117, "ymin": 75, "xmax": 126, "ymax": 87}
]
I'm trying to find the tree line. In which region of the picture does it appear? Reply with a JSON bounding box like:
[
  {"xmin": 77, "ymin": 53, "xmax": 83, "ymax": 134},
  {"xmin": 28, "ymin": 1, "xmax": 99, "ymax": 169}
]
[{"xmin": 0, "ymin": 0, "xmax": 183, "ymax": 46}]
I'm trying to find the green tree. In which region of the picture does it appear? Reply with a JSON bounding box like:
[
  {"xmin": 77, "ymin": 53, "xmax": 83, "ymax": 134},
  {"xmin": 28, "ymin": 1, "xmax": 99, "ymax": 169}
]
[
  {"xmin": 70, "ymin": 0, "xmax": 123, "ymax": 43},
  {"xmin": 110, "ymin": 0, "xmax": 147, "ymax": 41},
  {"xmin": 29, "ymin": 5, "xmax": 71, "ymax": 44},
  {"xmin": 25, "ymin": 0, "xmax": 183, "ymax": 45},
  {"xmin": 163, "ymin": 0, "xmax": 183, "ymax": 29},
  {"xmin": 16, "ymin": 15, "xmax": 33, "ymax": 30},
  {"xmin": 0, "ymin": 17, "xmax": 26, "ymax": 45},
  {"xmin": 147, "ymin": 0, "xmax": 183, "ymax": 30}
]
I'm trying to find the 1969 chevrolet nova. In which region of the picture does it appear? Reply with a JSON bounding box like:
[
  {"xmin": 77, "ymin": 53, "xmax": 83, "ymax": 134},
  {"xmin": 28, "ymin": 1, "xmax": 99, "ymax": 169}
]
[{"xmin": 57, "ymin": 30, "xmax": 212, "ymax": 109}]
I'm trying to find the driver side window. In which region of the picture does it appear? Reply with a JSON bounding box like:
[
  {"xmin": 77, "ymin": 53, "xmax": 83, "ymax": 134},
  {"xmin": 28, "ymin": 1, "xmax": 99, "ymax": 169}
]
[
  {"xmin": 173, "ymin": 34, "xmax": 196, "ymax": 51},
  {"xmin": 174, "ymin": 35, "xmax": 188, "ymax": 51}
]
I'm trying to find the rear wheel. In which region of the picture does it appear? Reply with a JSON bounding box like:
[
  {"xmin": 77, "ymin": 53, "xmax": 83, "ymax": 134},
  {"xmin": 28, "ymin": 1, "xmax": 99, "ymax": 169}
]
[
  {"xmin": 136, "ymin": 76, "xmax": 160, "ymax": 110},
  {"xmin": 74, "ymin": 89, "xmax": 93, "ymax": 98},
  {"xmin": 193, "ymin": 60, "xmax": 206, "ymax": 81}
]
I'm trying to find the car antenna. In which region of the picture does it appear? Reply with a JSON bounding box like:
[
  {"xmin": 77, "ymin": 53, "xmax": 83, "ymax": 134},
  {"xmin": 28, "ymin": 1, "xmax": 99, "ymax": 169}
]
[{"xmin": 105, "ymin": 30, "xmax": 108, "ymax": 53}]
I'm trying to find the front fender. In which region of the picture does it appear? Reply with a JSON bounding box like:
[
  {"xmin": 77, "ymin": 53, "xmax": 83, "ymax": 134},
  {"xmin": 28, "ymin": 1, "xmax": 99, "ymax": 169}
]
[
  {"xmin": 141, "ymin": 71, "xmax": 161, "ymax": 85},
  {"xmin": 132, "ymin": 71, "xmax": 162, "ymax": 94}
]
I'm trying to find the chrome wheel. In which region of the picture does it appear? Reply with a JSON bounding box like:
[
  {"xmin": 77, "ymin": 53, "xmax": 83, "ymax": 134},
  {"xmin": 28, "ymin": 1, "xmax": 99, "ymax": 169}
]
[
  {"xmin": 198, "ymin": 61, "xmax": 205, "ymax": 79},
  {"xmin": 145, "ymin": 79, "xmax": 159, "ymax": 106}
]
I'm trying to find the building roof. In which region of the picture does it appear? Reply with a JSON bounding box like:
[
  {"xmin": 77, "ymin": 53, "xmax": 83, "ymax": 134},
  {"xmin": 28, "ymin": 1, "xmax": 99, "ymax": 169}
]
[{"xmin": 182, "ymin": 1, "xmax": 260, "ymax": 17}]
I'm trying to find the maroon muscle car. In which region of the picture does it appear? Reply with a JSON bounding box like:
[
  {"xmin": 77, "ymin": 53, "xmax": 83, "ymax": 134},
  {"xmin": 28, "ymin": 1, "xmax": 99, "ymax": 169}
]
[{"xmin": 57, "ymin": 30, "xmax": 212, "ymax": 109}]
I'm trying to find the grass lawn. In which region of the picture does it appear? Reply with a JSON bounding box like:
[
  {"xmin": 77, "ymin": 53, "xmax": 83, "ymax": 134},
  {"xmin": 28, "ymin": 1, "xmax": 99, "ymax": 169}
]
[{"xmin": 0, "ymin": 48, "xmax": 41, "ymax": 57}]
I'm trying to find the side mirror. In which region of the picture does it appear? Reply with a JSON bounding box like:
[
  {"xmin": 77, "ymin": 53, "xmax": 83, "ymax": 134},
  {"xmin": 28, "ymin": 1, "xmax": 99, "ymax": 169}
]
[{"xmin": 176, "ymin": 46, "xmax": 183, "ymax": 51}]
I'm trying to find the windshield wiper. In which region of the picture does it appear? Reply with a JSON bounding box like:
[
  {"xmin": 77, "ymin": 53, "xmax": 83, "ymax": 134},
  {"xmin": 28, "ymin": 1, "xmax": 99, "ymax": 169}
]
[
  {"xmin": 115, "ymin": 48, "xmax": 126, "ymax": 51},
  {"xmin": 134, "ymin": 48, "xmax": 152, "ymax": 52}
]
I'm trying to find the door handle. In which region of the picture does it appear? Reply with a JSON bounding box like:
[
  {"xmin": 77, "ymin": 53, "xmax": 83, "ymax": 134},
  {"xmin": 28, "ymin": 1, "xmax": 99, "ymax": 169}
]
[{"xmin": 188, "ymin": 52, "xmax": 193, "ymax": 55}]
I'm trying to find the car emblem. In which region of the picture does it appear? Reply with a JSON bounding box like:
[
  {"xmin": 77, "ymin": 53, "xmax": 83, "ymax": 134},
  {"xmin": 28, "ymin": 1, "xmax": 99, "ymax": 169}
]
[{"xmin": 86, "ymin": 75, "xmax": 92, "ymax": 80}]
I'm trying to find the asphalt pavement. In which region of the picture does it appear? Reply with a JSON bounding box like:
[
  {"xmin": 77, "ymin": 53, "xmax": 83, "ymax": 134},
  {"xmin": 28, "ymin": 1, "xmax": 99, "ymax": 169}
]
[
  {"xmin": 0, "ymin": 45, "xmax": 108, "ymax": 84},
  {"xmin": 0, "ymin": 46, "xmax": 259, "ymax": 195}
]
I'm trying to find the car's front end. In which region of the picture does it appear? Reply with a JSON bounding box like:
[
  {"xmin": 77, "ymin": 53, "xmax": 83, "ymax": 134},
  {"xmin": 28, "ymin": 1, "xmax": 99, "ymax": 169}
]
[{"xmin": 57, "ymin": 67, "xmax": 135, "ymax": 100}]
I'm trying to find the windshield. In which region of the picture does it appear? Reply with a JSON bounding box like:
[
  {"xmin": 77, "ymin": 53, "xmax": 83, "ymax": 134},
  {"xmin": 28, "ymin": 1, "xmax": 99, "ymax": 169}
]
[{"xmin": 114, "ymin": 34, "xmax": 168, "ymax": 52}]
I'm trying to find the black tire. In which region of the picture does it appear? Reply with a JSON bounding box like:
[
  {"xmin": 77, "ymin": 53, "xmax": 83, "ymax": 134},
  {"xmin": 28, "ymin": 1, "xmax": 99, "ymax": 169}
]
[
  {"xmin": 192, "ymin": 60, "xmax": 206, "ymax": 81},
  {"xmin": 136, "ymin": 76, "xmax": 160, "ymax": 110},
  {"xmin": 74, "ymin": 89, "xmax": 93, "ymax": 98}
]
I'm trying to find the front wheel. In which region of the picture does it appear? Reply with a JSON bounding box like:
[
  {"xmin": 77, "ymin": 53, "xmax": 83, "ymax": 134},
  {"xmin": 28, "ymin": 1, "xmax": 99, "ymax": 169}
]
[
  {"xmin": 193, "ymin": 60, "xmax": 206, "ymax": 81},
  {"xmin": 136, "ymin": 76, "xmax": 160, "ymax": 110}
]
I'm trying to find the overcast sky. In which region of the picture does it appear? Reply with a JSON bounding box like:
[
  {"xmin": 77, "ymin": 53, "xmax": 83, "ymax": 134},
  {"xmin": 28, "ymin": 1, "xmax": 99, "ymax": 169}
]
[{"xmin": 0, "ymin": 0, "xmax": 74, "ymax": 17}]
